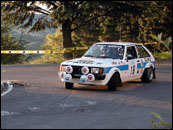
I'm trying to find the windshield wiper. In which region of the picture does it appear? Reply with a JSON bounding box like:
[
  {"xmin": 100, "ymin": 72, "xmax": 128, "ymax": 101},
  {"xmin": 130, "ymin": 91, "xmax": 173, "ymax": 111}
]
[
  {"xmin": 84, "ymin": 55, "xmax": 95, "ymax": 57},
  {"xmin": 84, "ymin": 55, "xmax": 117, "ymax": 59},
  {"xmin": 96, "ymin": 56, "xmax": 113, "ymax": 59}
]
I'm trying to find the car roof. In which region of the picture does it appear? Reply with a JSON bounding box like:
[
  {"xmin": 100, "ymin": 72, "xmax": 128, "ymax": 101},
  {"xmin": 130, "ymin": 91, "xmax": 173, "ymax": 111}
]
[{"xmin": 95, "ymin": 42, "xmax": 142, "ymax": 46}]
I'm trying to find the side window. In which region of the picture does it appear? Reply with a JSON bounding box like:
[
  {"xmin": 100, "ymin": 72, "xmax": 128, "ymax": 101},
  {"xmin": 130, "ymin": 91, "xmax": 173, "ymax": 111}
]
[
  {"xmin": 126, "ymin": 46, "xmax": 137, "ymax": 59},
  {"xmin": 136, "ymin": 45, "xmax": 150, "ymax": 58}
]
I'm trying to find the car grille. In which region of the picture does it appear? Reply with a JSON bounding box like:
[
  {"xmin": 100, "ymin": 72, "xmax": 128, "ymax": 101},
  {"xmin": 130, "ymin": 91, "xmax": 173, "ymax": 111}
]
[
  {"xmin": 71, "ymin": 66, "xmax": 105, "ymax": 80},
  {"xmin": 72, "ymin": 66, "xmax": 83, "ymax": 74},
  {"xmin": 71, "ymin": 66, "xmax": 90, "ymax": 78}
]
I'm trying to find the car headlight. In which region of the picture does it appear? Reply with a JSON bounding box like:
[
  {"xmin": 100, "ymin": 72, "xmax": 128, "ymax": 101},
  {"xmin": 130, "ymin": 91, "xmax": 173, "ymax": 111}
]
[
  {"xmin": 60, "ymin": 65, "xmax": 73, "ymax": 74},
  {"xmin": 91, "ymin": 68, "xmax": 103, "ymax": 74},
  {"xmin": 65, "ymin": 66, "xmax": 73, "ymax": 74}
]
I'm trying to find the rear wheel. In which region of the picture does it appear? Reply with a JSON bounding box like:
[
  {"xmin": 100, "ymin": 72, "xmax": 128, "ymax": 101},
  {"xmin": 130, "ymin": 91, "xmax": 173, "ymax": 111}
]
[
  {"xmin": 65, "ymin": 82, "xmax": 74, "ymax": 89},
  {"xmin": 141, "ymin": 67, "xmax": 154, "ymax": 83},
  {"xmin": 107, "ymin": 73, "xmax": 119, "ymax": 91}
]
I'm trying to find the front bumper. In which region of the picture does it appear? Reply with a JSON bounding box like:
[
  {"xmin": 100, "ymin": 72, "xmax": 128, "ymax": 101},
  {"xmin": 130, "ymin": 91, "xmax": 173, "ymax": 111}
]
[
  {"xmin": 58, "ymin": 72, "xmax": 108, "ymax": 86},
  {"xmin": 72, "ymin": 73, "xmax": 106, "ymax": 80}
]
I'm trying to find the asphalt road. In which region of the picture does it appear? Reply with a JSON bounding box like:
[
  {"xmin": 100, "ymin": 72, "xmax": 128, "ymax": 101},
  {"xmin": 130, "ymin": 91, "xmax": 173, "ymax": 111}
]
[{"xmin": 1, "ymin": 63, "xmax": 172, "ymax": 129}]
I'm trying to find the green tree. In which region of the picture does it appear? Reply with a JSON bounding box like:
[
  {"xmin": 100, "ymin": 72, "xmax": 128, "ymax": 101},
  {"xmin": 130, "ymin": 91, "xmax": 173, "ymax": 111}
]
[
  {"xmin": 1, "ymin": 1, "xmax": 144, "ymax": 59},
  {"xmin": 1, "ymin": 21, "xmax": 25, "ymax": 64},
  {"xmin": 72, "ymin": 19, "xmax": 102, "ymax": 47},
  {"xmin": 41, "ymin": 29, "xmax": 63, "ymax": 50},
  {"xmin": 98, "ymin": 1, "xmax": 172, "ymax": 43},
  {"xmin": 29, "ymin": 29, "xmax": 64, "ymax": 64},
  {"xmin": 137, "ymin": 1, "xmax": 172, "ymax": 43},
  {"xmin": 1, "ymin": 1, "xmax": 102, "ymax": 59},
  {"xmin": 72, "ymin": 1, "xmax": 143, "ymax": 44},
  {"xmin": 97, "ymin": 1, "xmax": 143, "ymax": 42},
  {"xmin": 2, "ymin": 1, "xmax": 172, "ymax": 62}
]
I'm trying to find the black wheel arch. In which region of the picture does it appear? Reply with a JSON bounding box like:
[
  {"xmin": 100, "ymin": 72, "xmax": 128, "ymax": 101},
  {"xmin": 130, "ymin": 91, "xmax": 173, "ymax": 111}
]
[
  {"xmin": 144, "ymin": 66, "xmax": 156, "ymax": 79},
  {"xmin": 141, "ymin": 66, "xmax": 155, "ymax": 83},
  {"xmin": 108, "ymin": 71, "xmax": 122, "ymax": 87}
]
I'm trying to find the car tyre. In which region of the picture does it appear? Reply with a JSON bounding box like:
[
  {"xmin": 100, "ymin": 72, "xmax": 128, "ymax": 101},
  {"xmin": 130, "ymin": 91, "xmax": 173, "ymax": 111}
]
[
  {"xmin": 65, "ymin": 82, "xmax": 74, "ymax": 89},
  {"xmin": 108, "ymin": 73, "xmax": 118, "ymax": 91},
  {"xmin": 141, "ymin": 67, "xmax": 154, "ymax": 83}
]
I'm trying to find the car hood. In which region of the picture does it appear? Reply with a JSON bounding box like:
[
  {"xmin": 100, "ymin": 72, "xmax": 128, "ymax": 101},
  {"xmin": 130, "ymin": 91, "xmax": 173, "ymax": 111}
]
[{"xmin": 61, "ymin": 57, "xmax": 122, "ymax": 67}]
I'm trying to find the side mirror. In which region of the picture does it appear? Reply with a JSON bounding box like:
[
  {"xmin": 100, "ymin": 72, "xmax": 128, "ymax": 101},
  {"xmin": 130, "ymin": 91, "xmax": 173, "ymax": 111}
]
[{"xmin": 127, "ymin": 54, "xmax": 133, "ymax": 61}]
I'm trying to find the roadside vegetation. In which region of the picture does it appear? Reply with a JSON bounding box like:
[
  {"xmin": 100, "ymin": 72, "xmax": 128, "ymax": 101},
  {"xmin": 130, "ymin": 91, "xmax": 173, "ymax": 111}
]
[
  {"xmin": 1, "ymin": 15, "xmax": 26, "ymax": 64},
  {"xmin": 150, "ymin": 33, "xmax": 172, "ymax": 60},
  {"xmin": 1, "ymin": 1, "xmax": 172, "ymax": 64},
  {"xmin": 152, "ymin": 112, "xmax": 172, "ymax": 129},
  {"xmin": 153, "ymin": 52, "xmax": 172, "ymax": 59}
]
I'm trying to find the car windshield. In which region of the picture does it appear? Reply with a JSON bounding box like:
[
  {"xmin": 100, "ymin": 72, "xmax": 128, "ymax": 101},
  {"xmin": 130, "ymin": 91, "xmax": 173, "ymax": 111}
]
[{"xmin": 84, "ymin": 44, "xmax": 125, "ymax": 60}]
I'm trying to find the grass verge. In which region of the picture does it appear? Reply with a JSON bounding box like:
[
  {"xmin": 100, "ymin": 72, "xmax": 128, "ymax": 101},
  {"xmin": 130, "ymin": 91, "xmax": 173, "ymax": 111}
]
[{"xmin": 153, "ymin": 52, "xmax": 172, "ymax": 59}]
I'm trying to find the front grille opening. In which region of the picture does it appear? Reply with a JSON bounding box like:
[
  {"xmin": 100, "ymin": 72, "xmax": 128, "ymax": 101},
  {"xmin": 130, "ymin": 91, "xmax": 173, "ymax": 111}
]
[
  {"xmin": 71, "ymin": 66, "xmax": 105, "ymax": 80},
  {"xmin": 72, "ymin": 66, "xmax": 90, "ymax": 78}
]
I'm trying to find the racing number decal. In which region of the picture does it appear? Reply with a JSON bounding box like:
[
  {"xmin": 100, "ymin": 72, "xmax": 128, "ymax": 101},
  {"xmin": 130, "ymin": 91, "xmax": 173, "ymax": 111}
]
[
  {"xmin": 130, "ymin": 65, "xmax": 135, "ymax": 75},
  {"xmin": 129, "ymin": 60, "xmax": 136, "ymax": 75}
]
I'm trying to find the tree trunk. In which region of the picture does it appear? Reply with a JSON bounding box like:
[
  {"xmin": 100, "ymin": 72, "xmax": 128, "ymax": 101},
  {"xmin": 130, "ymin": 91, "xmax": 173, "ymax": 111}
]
[{"xmin": 62, "ymin": 19, "xmax": 73, "ymax": 59}]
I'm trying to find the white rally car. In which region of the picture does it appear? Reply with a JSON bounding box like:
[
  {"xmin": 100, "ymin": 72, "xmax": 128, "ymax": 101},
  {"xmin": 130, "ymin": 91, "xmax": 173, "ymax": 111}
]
[{"xmin": 59, "ymin": 42, "xmax": 156, "ymax": 91}]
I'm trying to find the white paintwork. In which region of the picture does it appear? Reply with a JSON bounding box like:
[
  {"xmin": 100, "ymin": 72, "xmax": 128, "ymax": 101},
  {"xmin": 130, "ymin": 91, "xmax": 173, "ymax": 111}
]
[{"xmin": 59, "ymin": 42, "xmax": 155, "ymax": 86}]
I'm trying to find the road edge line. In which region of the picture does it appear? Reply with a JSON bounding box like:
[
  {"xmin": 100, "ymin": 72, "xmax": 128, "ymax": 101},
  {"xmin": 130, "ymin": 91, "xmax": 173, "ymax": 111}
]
[{"xmin": 1, "ymin": 82, "xmax": 13, "ymax": 97}]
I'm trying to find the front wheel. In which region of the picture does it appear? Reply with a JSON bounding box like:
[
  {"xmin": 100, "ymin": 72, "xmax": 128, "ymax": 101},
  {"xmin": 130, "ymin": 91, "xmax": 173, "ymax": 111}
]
[
  {"xmin": 141, "ymin": 67, "xmax": 154, "ymax": 83},
  {"xmin": 107, "ymin": 73, "xmax": 119, "ymax": 91},
  {"xmin": 65, "ymin": 82, "xmax": 74, "ymax": 89}
]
